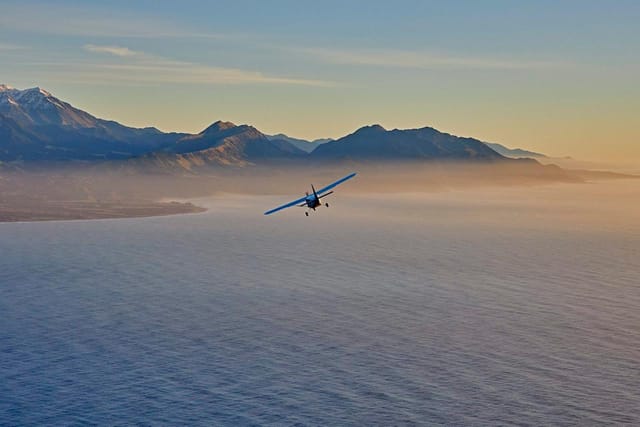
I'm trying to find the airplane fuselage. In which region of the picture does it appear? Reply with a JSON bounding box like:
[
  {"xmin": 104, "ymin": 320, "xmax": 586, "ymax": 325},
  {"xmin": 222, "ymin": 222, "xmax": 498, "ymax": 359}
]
[{"xmin": 305, "ymin": 195, "xmax": 321, "ymax": 210}]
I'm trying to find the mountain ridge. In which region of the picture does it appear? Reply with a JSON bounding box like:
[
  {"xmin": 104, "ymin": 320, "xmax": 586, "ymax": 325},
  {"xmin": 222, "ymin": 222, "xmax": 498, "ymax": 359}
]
[{"xmin": 311, "ymin": 124, "xmax": 504, "ymax": 161}]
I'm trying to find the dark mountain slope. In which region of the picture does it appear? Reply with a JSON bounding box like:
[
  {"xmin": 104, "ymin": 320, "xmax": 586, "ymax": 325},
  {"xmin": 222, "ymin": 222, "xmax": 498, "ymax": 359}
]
[{"xmin": 311, "ymin": 125, "xmax": 504, "ymax": 161}]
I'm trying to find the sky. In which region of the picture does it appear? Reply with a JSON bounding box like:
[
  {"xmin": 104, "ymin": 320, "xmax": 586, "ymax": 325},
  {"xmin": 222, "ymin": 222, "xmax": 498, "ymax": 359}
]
[{"xmin": 1, "ymin": 0, "xmax": 639, "ymax": 162}]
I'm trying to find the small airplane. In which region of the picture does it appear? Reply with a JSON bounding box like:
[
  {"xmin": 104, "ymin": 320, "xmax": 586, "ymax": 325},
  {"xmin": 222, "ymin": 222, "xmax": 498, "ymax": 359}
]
[{"xmin": 264, "ymin": 172, "xmax": 357, "ymax": 216}]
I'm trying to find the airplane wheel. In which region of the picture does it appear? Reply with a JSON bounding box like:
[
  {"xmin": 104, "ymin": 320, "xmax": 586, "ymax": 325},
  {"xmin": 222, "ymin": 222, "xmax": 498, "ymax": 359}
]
[
  {"xmin": 305, "ymin": 212, "xmax": 309, "ymax": 216},
  {"xmin": 325, "ymin": 203, "xmax": 329, "ymax": 207}
]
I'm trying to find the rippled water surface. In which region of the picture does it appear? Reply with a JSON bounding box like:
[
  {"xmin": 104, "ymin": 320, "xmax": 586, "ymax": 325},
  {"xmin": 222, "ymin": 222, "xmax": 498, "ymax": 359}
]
[{"xmin": 2, "ymin": 181, "xmax": 639, "ymax": 425}]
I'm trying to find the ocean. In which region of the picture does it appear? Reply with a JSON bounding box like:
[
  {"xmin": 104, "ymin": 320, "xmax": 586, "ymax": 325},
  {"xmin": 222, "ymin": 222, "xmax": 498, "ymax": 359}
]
[{"xmin": 1, "ymin": 180, "xmax": 639, "ymax": 425}]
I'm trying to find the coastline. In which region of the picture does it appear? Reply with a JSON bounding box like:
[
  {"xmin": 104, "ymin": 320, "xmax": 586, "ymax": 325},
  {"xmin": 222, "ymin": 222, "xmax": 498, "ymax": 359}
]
[{"xmin": 0, "ymin": 200, "xmax": 207, "ymax": 223}]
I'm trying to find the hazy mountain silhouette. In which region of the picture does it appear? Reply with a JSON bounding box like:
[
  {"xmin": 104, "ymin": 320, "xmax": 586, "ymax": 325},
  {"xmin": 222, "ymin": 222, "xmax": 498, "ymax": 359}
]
[
  {"xmin": 266, "ymin": 133, "xmax": 332, "ymax": 153},
  {"xmin": 485, "ymin": 142, "xmax": 546, "ymax": 159}
]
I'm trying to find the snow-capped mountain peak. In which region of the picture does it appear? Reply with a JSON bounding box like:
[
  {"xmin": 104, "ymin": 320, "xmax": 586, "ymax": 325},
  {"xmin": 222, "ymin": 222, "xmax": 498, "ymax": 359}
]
[
  {"xmin": 0, "ymin": 85, "xmax": 97, "ymax": 128},
  {"xmin": 11, "ymin": 87, "xmax": 57, "ymax": 107}
]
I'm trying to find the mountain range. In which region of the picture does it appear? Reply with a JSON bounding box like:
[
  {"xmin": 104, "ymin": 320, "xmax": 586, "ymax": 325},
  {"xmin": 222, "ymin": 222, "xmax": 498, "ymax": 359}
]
[{"xmin": 1, "ymin": 85, "xmax": 547, "ymax": 170}]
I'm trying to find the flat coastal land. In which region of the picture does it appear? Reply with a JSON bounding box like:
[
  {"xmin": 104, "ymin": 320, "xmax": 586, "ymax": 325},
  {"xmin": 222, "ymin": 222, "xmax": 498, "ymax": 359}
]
[{"xmin": 0, "ymin": 200, "xmax": 206, "ymax": 223}]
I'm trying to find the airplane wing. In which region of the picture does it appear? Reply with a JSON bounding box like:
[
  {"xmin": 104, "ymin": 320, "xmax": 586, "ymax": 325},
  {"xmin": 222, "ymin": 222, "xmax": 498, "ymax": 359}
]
[
  {"xmin": 314, "ymin": 172, "xmax": 357, "ymax": 196},
  {"xmin": 264, "ymin": 195, "xmax": 308, "ymax": 215}
]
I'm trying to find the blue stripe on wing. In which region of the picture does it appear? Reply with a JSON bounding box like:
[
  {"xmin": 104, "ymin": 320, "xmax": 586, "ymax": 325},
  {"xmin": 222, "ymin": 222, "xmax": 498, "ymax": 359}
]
[
  {"xmin": 264, "ymin": 195, "xmax": 308, "ymax": 215},
  {"xmin": 315, "ymin": 172, "xmax": 357, "ymax": 196}
]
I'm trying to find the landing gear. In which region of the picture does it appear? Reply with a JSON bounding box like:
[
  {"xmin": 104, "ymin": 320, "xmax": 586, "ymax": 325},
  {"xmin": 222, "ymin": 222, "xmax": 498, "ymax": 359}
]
[
  {"xmin": 305, "ymin": 212, "xmax": 309, "ymax": 216},
  {"xmin": 325, "ymin": 202, "xmax": 329, "ymax": 207}
]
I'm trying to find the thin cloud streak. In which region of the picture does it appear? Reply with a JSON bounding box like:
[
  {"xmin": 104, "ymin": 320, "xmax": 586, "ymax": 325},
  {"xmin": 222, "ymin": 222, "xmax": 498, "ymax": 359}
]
[
  {"xmin": 297, "ymin": 47, "xmax": 568, "ymax": 70},
  {"xmin": 84, "ymin": 44, "xmax": 140, "ymax": 57},
  {"xmin": 90, "ymin": 63, "xmax": 335, "ymax": 86},
  {"xmin": 27, "ymin": 46, "xmax": 337, "ymax": 87}
]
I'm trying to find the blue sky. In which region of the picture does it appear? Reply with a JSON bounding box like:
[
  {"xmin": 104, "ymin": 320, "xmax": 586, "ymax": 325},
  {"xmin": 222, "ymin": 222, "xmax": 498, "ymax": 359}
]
[{"xmin": 1, "ymin": 0, "xmax": 639, "ymax": 161}]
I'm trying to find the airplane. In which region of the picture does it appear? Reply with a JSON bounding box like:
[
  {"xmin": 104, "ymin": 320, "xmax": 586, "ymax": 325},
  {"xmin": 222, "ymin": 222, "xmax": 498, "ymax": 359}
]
[{"xmin": 264, "ymin": 172, "xmax": 357, "ymax": 216}]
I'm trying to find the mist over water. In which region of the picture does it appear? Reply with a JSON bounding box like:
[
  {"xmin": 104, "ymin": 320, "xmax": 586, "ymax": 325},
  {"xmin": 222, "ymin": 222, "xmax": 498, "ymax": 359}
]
[{"xmin": 2, "ymin": 180, "xmax": 639, "ymax": 425}]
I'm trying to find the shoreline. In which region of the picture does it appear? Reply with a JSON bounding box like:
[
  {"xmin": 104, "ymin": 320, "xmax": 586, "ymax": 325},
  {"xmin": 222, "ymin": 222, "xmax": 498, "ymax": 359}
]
[{"xmin": 0, "ymin": 200, "xmax": 207, "ymax": 223}]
